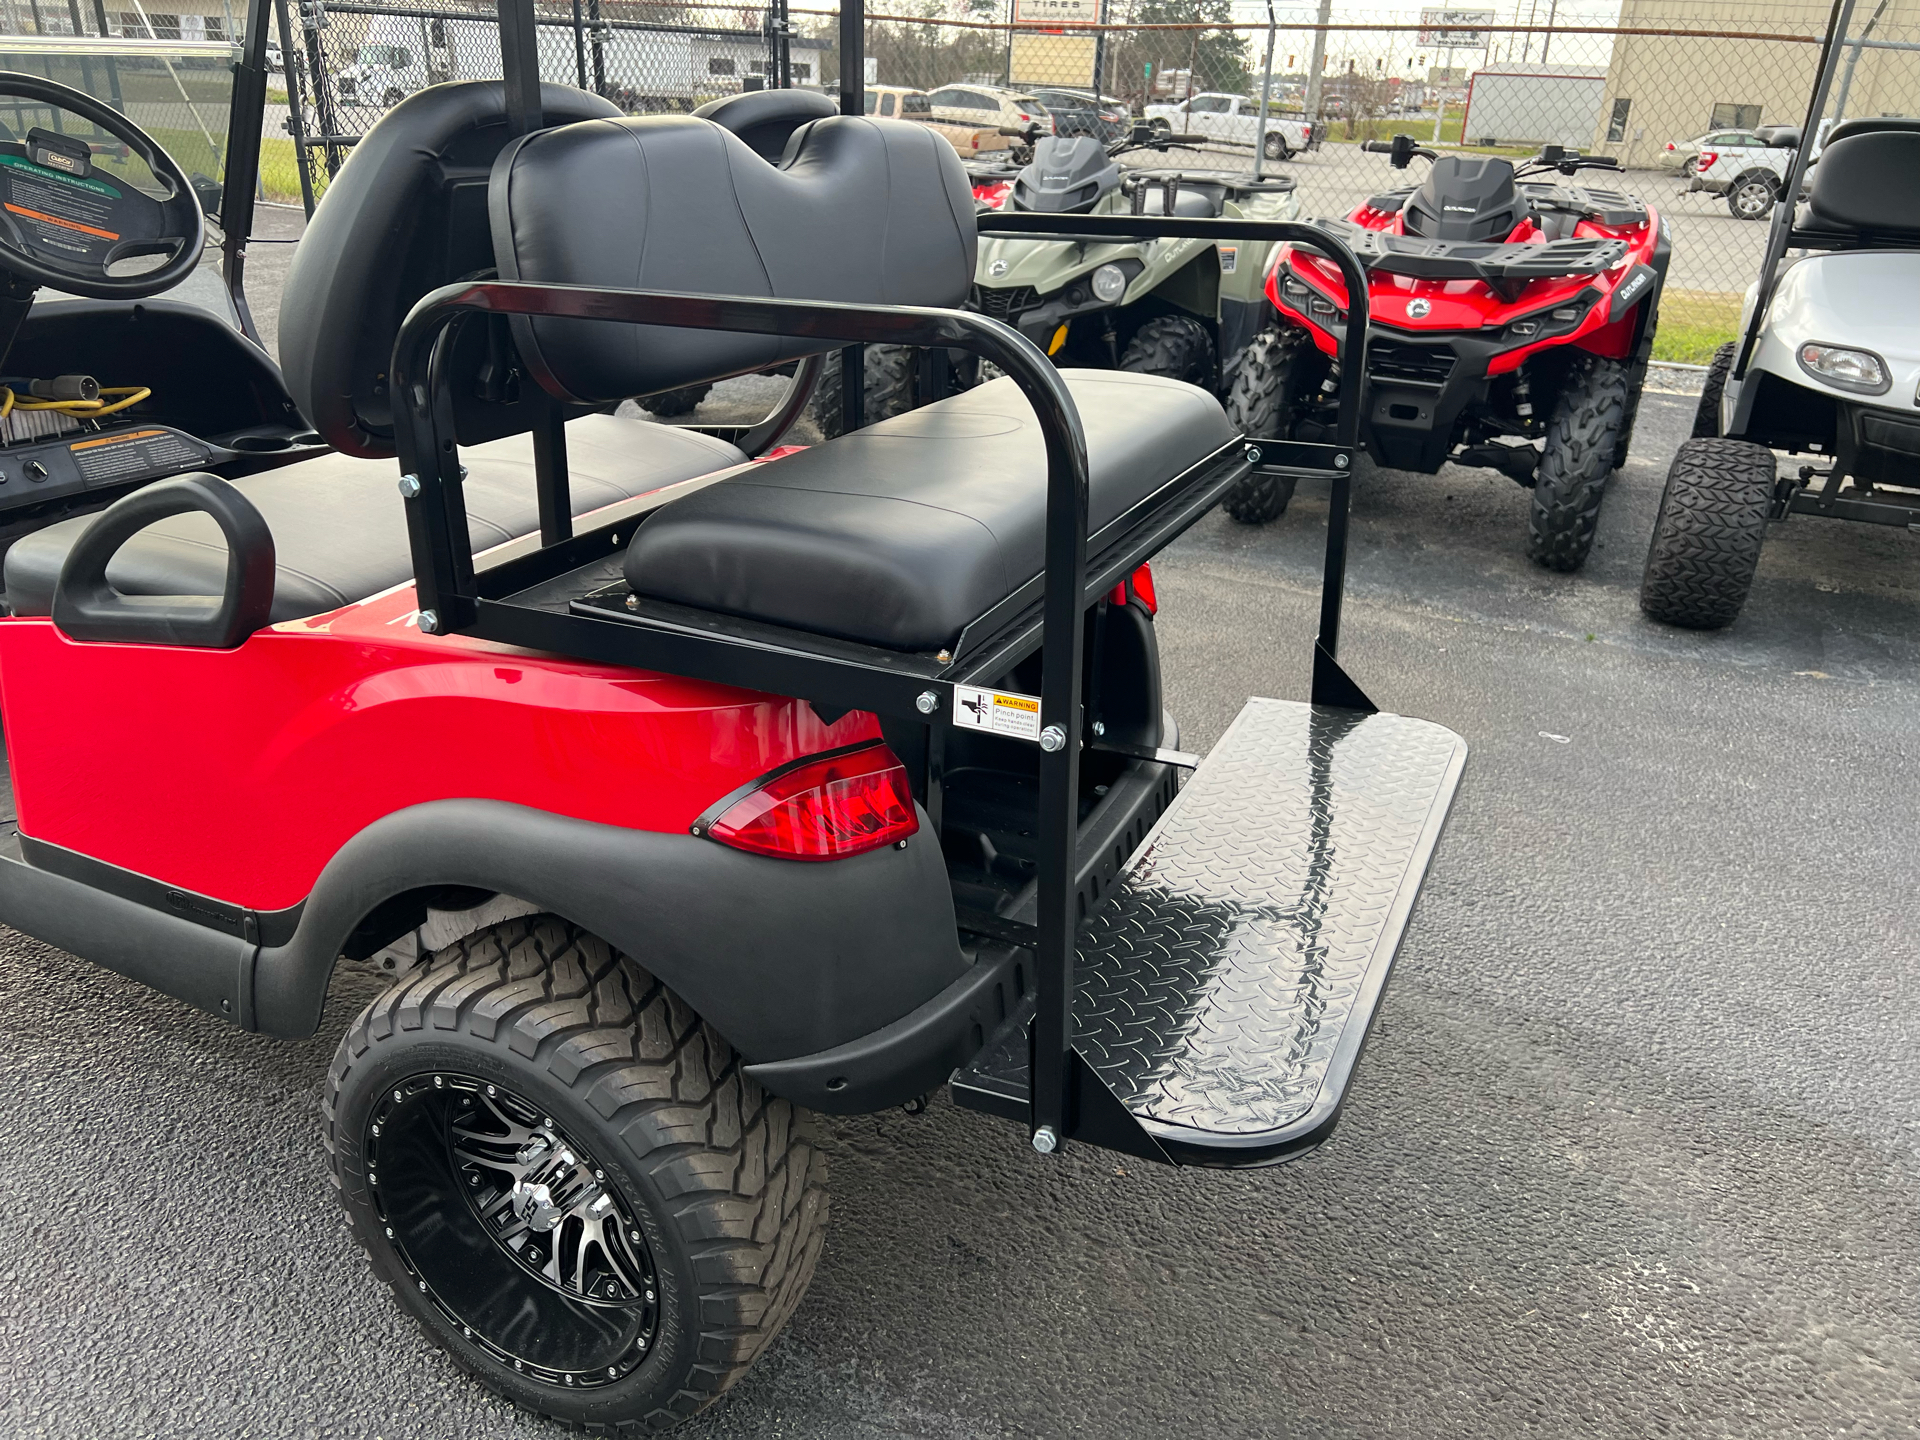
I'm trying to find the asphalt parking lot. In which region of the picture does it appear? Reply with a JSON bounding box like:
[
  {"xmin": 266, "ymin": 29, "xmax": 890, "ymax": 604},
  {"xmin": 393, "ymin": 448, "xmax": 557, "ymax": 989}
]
[{"xmin": 2, "ymin": 339, "xmax": 1917, "ymax": 1437}]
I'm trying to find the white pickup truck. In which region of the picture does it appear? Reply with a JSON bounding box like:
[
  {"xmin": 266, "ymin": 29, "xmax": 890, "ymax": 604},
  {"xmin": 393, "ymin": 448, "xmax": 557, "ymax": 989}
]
[{"xmin": 1143, "ymin": 93, "xmax": 1318, "ymax": 160}]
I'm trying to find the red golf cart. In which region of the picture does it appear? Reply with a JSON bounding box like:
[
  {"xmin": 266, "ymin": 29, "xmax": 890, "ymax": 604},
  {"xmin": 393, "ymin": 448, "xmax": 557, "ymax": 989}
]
[{"xmin": 0, "ymin": 4, "xmax": 1465, "ymax": 1431}]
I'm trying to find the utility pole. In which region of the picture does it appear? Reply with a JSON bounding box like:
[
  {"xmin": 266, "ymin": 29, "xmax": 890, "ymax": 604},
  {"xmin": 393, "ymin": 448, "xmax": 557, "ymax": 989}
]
[
  {"xmin": 1539, "ymin": 0, "xmax": 1560, "ymax": 64},
  {"xmin": 1303, "ymin": 0, "xmax": 1332, "ymax": 123},
  {"xmin": 1253, "ymin": 0, "xmax": 1277, "ymax": 179}
]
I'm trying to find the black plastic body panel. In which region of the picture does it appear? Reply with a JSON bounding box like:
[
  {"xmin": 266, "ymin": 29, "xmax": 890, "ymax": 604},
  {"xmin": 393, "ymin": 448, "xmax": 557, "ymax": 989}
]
[{"xmin": 250, "ymin": 799, "xmax": 969, "ymax": 1062}]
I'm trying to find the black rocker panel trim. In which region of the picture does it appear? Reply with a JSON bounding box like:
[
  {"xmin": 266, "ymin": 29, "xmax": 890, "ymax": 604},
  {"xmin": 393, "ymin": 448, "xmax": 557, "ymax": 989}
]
[
  {"xmin": 18, "ymin": 832, "xmax": 304, "ymax": 945},
  {"xmin": 0, "ymin": 846, "xmax": 258, "ymax": 1026}
]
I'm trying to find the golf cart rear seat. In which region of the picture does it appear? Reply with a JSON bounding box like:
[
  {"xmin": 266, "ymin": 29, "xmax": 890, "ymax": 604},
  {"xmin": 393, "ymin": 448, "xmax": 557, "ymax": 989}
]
[{"xmin": 489, "ymin": 111, "xmax": 1239, "ymax": 652}]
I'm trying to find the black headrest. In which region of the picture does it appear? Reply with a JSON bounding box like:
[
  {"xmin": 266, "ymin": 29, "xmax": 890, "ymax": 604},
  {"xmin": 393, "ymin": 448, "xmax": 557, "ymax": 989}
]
[
  {"xmin": 693, "ymin": 88, "xmax": 838, "ymax": 162},
  {"xmin": 489, "ymin": 114, "xmax": 975, "ymax": 405},
  {"xmin": 279, "ymin": 80, "xmax": 621, "ymax": 457},
  {"xmin": 1808, "ymin": 126, "xmax": 1920, "ymax": 236},
  {"xmin": 1757, "ymin": 124, "xmax": 1800, "ymax": 149},
  {"xmin": 1825, "ymin": 116, "xmax": 1920, "ymax": 145}
]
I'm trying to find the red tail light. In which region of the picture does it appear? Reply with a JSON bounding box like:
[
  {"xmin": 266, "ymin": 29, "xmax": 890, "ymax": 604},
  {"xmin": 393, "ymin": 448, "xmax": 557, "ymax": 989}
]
[
  {"xmin": 701, "ymin": 743, "xmax": 918, "ymax": 861},
  {"xmin": 1106, "ymin": 561, "xmax": 1158, "ymax": 614},
  {"xmin": 1697, "ymin": 149, "xmax": 1717, "ymax": 168}
]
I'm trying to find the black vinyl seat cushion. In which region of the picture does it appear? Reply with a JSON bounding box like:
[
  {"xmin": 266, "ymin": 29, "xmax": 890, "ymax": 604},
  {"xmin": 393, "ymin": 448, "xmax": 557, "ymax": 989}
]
[
  {"xmin": 624, "ymin": 370, "xmax": 1236, "ymax": 652},
  {"xmin": 5, "ymin": 415, "xmax": 744, "ymax": 623}
]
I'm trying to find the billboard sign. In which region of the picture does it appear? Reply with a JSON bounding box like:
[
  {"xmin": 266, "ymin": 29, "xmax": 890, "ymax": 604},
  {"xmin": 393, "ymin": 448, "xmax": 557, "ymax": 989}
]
[
  {"xmin": 1418, "ymin": 9, "xmax": 1494, "ymax": 47},
  {"xmin": 1014, "ymin": 0, "xmax": 1100, "ymax": 26}
]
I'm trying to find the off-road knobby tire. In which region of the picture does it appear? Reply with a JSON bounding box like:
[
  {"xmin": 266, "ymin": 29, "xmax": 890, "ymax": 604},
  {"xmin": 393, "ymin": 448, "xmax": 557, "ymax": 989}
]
[
  {"xmin": 640, "ymin": 384, "xmax": 713, "ymax": 418},
  {"xmin": 1219, "ymin": 325, "xmax": 1315, "ymax": 523},
  {"xmin": 1527, "ymin": 355, "xmax": 1629, "ymax": 572},
  {"xmin": 1692, "ymin": 340, "xmax": 1735, "ymax": 439},
  {"xmin": 1638, "ymin": 436, "xmax": 1776, "ymax": 630},
  {"xmin": 1727, "ymin": 172, "xmax": 1778, "ymax": 221},
  {"xmin": 806, "ymin": 343, "xmax": 917, "ymax": 437},
  {"xmin": 1118, "ymin": 314, "xmax": 1216, "ymax": 389},
  {"xmin": 325, "ymin": 917, "xmax": 827, "ymax": 1435}
]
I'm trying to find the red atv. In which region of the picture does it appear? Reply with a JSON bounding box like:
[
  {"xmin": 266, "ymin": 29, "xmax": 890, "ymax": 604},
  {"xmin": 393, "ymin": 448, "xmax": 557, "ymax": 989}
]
[
  {"xmin": 0, "ymin": 32, "xmax": 1467, "ymax": 1435},
  {"xmin": 1224, "ymin": 134, "xmax": 1668, "ymax": 571}
]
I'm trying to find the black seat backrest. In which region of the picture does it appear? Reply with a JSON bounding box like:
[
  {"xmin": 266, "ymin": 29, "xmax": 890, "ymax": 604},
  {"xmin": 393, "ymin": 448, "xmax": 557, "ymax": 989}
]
[
  {"xmin": 692, "ymin": 88, "xmax": 837, "ymax": 162},
  {"xmin": 488, "ymin": 113, "xmax": 975, "ymax": 405},
  {"xmin": 1807, "ymin": 122, "xmax": 1920, "ymax": 238},
  {"xmin": 279, "ymin": 80, "xmax": 621, "ymax": 457},
  {"xmin": 1404, "ymin": 155, "xmax": 1525, "ymax": 241}
]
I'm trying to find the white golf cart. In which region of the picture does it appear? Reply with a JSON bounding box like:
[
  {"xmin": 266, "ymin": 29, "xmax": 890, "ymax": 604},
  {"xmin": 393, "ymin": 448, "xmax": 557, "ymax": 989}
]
[{"xmin": 1639, "ymin": 0, "xmax": 1919, "ymax": 630}]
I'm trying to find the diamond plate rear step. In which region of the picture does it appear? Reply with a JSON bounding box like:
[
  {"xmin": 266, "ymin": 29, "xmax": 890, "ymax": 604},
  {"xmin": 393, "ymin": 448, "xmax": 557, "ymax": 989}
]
[{"xmin": 950, "ymin": 698, "xmax": 1467, "ymax": 1168}]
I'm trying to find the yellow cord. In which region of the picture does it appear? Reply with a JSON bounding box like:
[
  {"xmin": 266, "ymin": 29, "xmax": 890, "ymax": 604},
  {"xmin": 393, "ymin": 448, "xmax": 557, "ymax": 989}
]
[{"xmin": 0, "ymin": 385, "xmax": 151, "ymax": 419}]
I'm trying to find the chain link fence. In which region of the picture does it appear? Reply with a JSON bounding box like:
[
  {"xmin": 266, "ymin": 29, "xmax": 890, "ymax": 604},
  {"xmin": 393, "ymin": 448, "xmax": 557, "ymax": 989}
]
[{"xmin": 0, "ymin": 0, "xmax": 1912, "ymax": 362}]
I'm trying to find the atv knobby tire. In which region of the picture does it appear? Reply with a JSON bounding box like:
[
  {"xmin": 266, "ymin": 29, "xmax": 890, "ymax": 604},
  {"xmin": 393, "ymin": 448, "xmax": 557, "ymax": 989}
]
[
  {"xmin": 1639, "ymin": 436, "xmax": 1776, "ymax": 629},
  {"xmin": 807, "ymin": 343, "xmax": 917, "ymax": 438},
  {"xmin": 1219, "ymin": 325, "xmax": 1319, "ymax": 523},
  {"xmin": 1692, "ymin": 341, "xmax": 1735, "ymax": 439},
  {"xmin": 1527, "ymin": 355, "xmax": 1629, "ymax": 572},
  {"xmin": 326, "ymin": 917, "xmax": 827, "ymax": 1435},
  {"xmin": 1119, "ymin": 314, "xmax": 1216, "ymax": 389},
  {"xmin": 640, "ymin": 383, "xmax": 713, "ymax": 418}
]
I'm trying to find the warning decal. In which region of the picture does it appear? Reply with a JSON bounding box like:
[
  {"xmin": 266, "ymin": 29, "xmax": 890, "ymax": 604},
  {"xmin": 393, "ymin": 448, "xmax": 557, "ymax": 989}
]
[
  {"xmin": 1218, "ymin": 245, "xmax": 1238, "ymax": 273},
  {"xmin": 951, "ymin": 685, "xmax": 1044, "ymax": 743}
]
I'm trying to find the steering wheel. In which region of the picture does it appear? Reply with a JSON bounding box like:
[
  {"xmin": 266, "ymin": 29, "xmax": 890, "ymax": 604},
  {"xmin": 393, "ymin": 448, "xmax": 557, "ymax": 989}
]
[{"xmin": 0, "ymin": 73, "xmax": 205, "ymax": 300}]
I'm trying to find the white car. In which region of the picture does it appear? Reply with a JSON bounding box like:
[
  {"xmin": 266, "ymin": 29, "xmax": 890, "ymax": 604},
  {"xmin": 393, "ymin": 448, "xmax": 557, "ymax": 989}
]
[
  {"xmin": 1687, "ymin": 122, "xmax": 1829, "ymax": 221},
  {"xmin": 1143, "ymin": 93, "xmax": 1316, "ymax": 161}
]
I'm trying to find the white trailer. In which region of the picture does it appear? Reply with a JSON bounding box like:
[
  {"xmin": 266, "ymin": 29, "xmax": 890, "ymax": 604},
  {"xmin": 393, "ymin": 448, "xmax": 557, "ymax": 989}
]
[{"xmin": 1460, "ymin": 65, "xmax": 1606, "ymax": 149}]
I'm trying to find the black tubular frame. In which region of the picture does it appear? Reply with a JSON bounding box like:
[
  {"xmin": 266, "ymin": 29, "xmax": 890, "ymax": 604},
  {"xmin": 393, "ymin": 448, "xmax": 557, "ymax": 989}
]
[{"xmin": 399, "ymin": 0, "xmax": 1374, "ymax": 1156}]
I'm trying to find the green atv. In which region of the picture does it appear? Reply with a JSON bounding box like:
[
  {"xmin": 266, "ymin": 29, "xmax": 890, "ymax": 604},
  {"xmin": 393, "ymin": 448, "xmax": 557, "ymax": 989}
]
[{"xmin": 810, "ymin": 123, "xmax": 1299, "ymax": 433}]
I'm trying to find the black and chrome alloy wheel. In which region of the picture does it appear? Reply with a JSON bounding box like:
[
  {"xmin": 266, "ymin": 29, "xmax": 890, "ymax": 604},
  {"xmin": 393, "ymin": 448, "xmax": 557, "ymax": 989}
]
[
  {"xmin": 365, "ymin": 1072, "xmax": 660, "ymax": 1389},
  {"xmin": 328, "ymin": 920, "xmax": 829, "ymax": 1433}
]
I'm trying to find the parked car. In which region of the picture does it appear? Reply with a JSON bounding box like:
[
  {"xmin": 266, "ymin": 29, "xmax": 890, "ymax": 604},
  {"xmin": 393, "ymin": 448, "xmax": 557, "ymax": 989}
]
[
  {"xmin": 925, "ymin": 84, "xmax": 1049, "ymax": 133},
  {"xmin": 1656, "ymin": 126, "xmax": 1766, "ymax": 175},
  {"xmin": 1686, "ymin": 122, "xmax": 1828, "ymax": 220},
  {"xmin": 867, "ymin": 84, "xmax": 1010, "ymax": 158},
  {"xmin": 1026, "ymin": 86, "xmax": 1130, "ymax": 142},
  {"xmin": 1143, "ymin": 92, "xmax": 1316, "ymax": 160}
]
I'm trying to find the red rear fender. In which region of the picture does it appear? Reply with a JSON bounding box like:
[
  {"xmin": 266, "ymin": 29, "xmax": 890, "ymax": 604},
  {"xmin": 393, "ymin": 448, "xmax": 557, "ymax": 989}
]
[{"xmin": 0, "ymin": 587, "xmax": 882, "ymax": 911}]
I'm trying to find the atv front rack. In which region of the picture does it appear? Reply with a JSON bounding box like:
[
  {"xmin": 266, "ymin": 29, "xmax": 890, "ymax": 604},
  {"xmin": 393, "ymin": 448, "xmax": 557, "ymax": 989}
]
[
  {"xmin": 1303, "ymin": 217, "xmax": 1629, "ymax": 299},
  {"xmin": 390, "ymin": 212, "xmax": 1441, "ymax": 1166}
]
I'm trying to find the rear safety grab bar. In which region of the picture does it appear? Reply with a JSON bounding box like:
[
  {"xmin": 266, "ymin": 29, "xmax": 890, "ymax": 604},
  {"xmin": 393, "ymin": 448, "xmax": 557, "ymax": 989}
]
[{"xmin": 52, "ymin": 474, "xmax": 275, "ymax": 648}]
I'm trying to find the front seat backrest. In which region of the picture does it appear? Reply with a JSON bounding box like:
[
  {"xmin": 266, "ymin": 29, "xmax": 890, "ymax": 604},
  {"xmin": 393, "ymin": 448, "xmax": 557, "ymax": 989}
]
[
  {"xmin": 488, "ymin": 113, "xmax": 976, "ymax": 405},
  {"xmin": 279, "ymin": 80, "xmax": 621, "ymax": 457},
  {"xmin": 693, "ymin": 88, "xmax": 838, "ymax": 162},
  {"xmin": 1807, "ymin": 123, "xmax": 1920, "ymax": 237}
]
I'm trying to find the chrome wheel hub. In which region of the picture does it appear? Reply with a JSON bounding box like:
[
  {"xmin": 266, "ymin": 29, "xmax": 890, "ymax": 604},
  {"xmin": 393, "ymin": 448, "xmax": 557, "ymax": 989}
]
[{"xmin": 363, "ymin": 1073, "xmax": 660, "ymax": 1387}]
